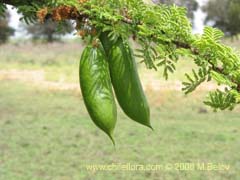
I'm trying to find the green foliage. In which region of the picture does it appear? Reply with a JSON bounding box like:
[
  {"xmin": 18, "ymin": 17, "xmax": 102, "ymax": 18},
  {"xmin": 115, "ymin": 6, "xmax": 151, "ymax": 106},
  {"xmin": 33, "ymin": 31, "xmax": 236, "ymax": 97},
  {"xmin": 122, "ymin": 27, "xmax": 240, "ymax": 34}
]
[
  {"xmin": 204, "ymin": 90, "xmax": 237, "ymax": 111},
  {"xmin": 2, "ymin": 0, "xmax": 240, "ymax": 111},
  {"xmin": 181, "ymin": 27, "xmax": 240, "ymax": 109},
  {"xmin": 156, "ymin": 44, "xmax": 179, "ymax": 79},
  {"xmin": 135, "ymin": 38, "xmax": 158, "ymax": 70},
  {"xmin": 153, "ymin": 0, "xmax": 198, "ymax": 20},
  {"xmin": 182, "ymin": 68, "xmax": 210, "ymax": 94}
]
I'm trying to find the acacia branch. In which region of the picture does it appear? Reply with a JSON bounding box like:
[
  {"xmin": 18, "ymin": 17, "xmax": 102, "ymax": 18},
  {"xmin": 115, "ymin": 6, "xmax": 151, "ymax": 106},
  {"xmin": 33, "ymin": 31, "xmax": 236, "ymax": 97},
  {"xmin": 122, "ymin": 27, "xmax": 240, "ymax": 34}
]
[
  {"xmin": 173, "ymin": 39, "xmax": 240, "ymax": 92},
  {"xmin": 3, "ymin": 1, "xmax": 239, "ymax": 92},
  {"xmin": 173, "ymin": 40, "xmax": 225, "ymax": 74}
]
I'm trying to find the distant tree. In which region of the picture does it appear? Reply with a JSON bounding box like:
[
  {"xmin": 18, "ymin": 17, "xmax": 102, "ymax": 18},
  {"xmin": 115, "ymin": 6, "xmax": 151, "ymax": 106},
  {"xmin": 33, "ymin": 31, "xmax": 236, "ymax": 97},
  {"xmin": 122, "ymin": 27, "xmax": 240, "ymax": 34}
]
[
  {"xmin": 24, "ymin": 19, "xmax": 74, "ymax": 43},
  {"xmin": 152, "ymin": 0, "xmax": 198, "ymax": 20},
  {"xmin": 204, "ymin": 0, "xmax": 240, "ymax": 37},
  {"xmin": 0, "ymin": 11, "xmax": 14, "ymax": 44}
]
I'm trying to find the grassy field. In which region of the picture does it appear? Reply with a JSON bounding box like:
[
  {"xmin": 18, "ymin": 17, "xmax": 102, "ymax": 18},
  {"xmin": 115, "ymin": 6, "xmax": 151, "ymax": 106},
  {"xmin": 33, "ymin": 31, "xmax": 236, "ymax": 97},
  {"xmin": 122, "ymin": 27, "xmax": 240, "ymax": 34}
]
[
  {"xmin": 0, "ymin": 41, "xmax": 198, "ymax": 83},
  {"xmin": 0, "ymin": 42, "xmax": 83, "ymax": 83},
  {"xmin": 0, "ymin": 42, "xmax": 240, "ymax": 180}
]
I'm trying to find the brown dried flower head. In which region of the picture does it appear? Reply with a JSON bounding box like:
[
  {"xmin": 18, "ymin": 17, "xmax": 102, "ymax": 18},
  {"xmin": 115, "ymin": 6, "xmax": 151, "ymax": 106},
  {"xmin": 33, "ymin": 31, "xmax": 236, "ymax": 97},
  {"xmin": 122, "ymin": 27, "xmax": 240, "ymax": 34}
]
[
  {"xmin": 90, "ymin": 28, "xmax": 97, "ymax": 36},
  {"xmin": 52, "ymin": 5, "xmax": 74, "ymax": 21},
  {"xmin": 37, "ymin": 7, "xmax": 48, "ymax": 23},
  {"xmin": 78, "ymin": 29, "xmax": 87, "ymax": 37},
  {"xmin": 92, "ymin": 39, "xmax": 99, "ymax": 48}
]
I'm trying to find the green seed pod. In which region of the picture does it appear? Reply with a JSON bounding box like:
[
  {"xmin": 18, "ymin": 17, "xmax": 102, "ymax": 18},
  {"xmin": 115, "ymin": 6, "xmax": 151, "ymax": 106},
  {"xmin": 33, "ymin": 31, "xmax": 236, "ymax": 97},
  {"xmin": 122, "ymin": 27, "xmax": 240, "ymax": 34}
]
[
  {"xmin": 79, "ymin": 44, "xmax": 117, "ymax": 144},
  {"xmin": 100, "ymin": 34, "xmax": 152, "ymax": 129}
]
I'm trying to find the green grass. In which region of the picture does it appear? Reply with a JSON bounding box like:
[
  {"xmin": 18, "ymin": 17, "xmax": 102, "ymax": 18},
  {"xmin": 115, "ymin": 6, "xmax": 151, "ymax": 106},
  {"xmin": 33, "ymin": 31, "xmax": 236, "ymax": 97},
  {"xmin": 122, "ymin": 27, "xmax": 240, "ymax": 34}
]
[
  {"xmin": 0, "ymin": 42, "xmax": 83, "ymax": 83},
  {"xmin": 0, "ymin": 80, "xmax": 240, "ymax": 180}
]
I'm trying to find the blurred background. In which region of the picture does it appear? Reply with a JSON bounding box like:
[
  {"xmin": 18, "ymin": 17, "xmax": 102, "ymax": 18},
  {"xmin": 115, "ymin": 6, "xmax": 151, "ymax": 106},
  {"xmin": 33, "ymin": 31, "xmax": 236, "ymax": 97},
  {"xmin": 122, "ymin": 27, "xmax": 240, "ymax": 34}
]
[{"xmin": 0, "ymin": 0, "xmax": 240, "ymax": 179}]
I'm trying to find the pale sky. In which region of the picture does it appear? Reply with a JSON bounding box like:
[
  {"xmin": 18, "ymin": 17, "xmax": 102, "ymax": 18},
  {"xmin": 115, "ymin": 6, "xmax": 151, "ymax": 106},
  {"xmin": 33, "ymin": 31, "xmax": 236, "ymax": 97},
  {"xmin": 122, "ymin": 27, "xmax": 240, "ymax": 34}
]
[
  {"xmin": 8, "ymin": 0, "xmax": 208, "ymax": 38},
  {"xmin": 193, "ymin": 0, "xmax": 208, "ymax": 34},
  {"xmin": 7, "ymin": 5, "xmax": 22, "ymax": 37}
]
